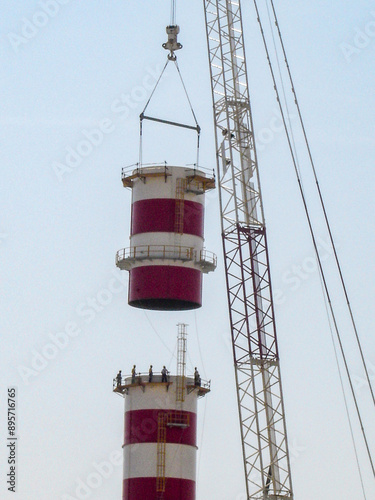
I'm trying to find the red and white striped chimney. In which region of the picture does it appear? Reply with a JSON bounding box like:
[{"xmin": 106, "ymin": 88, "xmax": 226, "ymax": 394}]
[
  {"xmin": 116, "ymin": 165, "xmax": 216, "ymax": 311},
  {"xmin": 119, "ymin": 373, "xmax": 209, "ymax": 500}
]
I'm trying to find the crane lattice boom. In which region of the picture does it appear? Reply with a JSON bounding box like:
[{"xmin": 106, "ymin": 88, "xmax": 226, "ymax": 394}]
[{"xmin": 203, "ymin": 0, "xmax": 294, "ymax": 498}]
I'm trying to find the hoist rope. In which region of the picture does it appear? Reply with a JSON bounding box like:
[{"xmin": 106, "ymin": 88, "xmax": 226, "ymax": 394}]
[
  {"xmin": 170, "ymin": 0, "xmax": 177, "ymax": 26},
  {"xmin": 265, "ymin": 0, "xmax": 375, "ymax": 484},
  {"xmin": 319, "ymin": 276, "xmax": 368, "ymax": 499},
  {"xmin": 268, "ymin": 0, "xmax": 375, "ymax": 410},
  {"xmin": 252, "ymin": 0, "xmax": 375, "ymax": 479},
  {"xmin": 259, "ymin": 4, "xmax": 374, "ymax": 485},
  {"xmin": 263, "ymin": 0, "xmax": 303, "ymax": 182}
]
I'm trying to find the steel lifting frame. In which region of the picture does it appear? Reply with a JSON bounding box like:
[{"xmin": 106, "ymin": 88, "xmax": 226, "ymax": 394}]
[{"xmin": 203, "ymin": 0, "xmax": 294, "ymax": 498}]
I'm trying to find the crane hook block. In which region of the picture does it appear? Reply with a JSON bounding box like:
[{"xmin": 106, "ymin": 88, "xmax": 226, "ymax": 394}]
[{"xmin": 162, "ymin": 25, "xmax": 182, "ymax": 60}]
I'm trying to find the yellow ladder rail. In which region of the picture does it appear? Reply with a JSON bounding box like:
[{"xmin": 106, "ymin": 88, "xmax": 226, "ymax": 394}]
[
  {"xmin": 176, "ymin": 323, "xmax": 187, "ymax": 406},
  {"xmin": 156, "ymin": 413, "xmax": 167, "ymax": 493},
  {"xmin": 174, "ymin": 178, "xmax": 186, "ymax": 235}
]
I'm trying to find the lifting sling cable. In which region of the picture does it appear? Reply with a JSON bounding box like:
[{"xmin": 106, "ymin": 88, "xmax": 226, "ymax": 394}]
[
  {"xmin": 252, "ymin": 0, "xmax": 375, "ymax": 479},
  {"xmin": 192, "ymin": 312, "xmax": 209, "ymax": 490},
  {"xmin": 174, "ymin": 59, "xmax": 201, "ymax": 167},
  {"xmin": 139, "ymin": 58, "xmax": 201, "ymax": 168},
  {"xmin": 268, "ymin": 0, "xmax": 375, "ymax": 409},
  {"xmin": 138, "ymin": 58, "xmax": 168, "ymax": 166},
  {"xmin": 144, "ymin": 311, "xmax": 176, "ymax": 358}
]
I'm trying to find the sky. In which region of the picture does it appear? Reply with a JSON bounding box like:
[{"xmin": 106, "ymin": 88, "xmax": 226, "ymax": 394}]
[{"xmin": 1, "ymin": 1, "xmax": 375, "ymax": 499}]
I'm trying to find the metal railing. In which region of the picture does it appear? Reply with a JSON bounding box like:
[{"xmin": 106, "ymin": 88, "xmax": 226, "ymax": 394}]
[
  {"xmin": 116, "ymin": 245, "xmax": 216, "ymax": 263},
  {"xmin": 116, "ymin": 245, "xmax": 217, "ymax": 272},
  {"xmin": 121, "ymin": 162, "xmax": 169, "ymax": 181},
  {"xmin": 187, "ymin": 377, "xmax": 211, "ymax": 391},
  {"xmin": 113, "ymin": 373, "xmax": 172, "ymax": 389},
  {"xmin": 121, "ymin": 162, "xmax": 215, "ymax": 180},
  {"xmin": 116, "ymin": 245, "xmax": 195, "ymax": 263},
  {"xmin": 185, "ymin": 163, "xmax": 215, "ymax": 177},
  {"xmin": 113, "ymin": 372, "xmax": 210, "ymax": 390},
  {"xmin": 197, "ymin": 249, "xmax": 217, "ymax": 268}
]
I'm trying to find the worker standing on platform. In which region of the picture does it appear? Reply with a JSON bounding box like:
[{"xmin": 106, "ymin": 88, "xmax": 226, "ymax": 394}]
[
  {"xmin": 116, "ymin": 370, "xmax": 122, "ymax": 387},
  {"xmin": 161, "ymin": 365, "xmax": 168, "ymax": 383},
  {"xmin": 131, "ymin": 365, "xmax": 136, "ymax": 384},
  {"xmin": 194, "ymin": 367, "xmax": 201, "ymax": 387},
  {"xmin": 149, "ymin": 365, "xmax": 153, "ymax": 382}
]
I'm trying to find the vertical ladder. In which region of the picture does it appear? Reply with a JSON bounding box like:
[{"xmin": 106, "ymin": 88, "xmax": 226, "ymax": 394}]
[
  {"xmin": 176, "ymin": 323, "xmax": 187, "ymax": 408},
  {"xmin": 156, "ymin": 325, "xmax": 190, "ymax": 498},
  {"xmin": 174, "ymin": 178, "xmax": 186, "ymax": 235},
  {"xmin": 156, "ymin": 412, "xmax": 167, "ymax": 496}
]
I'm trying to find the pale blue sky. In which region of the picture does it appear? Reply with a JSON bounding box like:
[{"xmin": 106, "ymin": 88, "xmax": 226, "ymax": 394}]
[{"xmin": 1, "ymin": 1, "xmax": 375, "ymax": 499}]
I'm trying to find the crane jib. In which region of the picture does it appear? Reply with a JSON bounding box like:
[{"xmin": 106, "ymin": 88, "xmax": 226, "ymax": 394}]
[{"xmin": 204, "ymin": 0, "xmax": 294, "ymax": 497}]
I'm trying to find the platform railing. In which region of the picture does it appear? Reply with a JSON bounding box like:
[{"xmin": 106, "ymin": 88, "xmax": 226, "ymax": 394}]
[
  {"xmin": 121, "ymin": 162, "xmax": 215, "ymax": 180},
  {"xmin": 113, "ymin": 373, "xmax": 174, "ymax": 389},
  {"xmin": 112, "ymin": 372, "xmax": 210, "ymax": 390},
  {"xmin": 116, "ymin": 245, "xmax": 195, "ymax": 264},
  {"xmin": 198, "ymin": 249, "xmax": 217, "ymax": 268},
  {"xmin": 187, "ymin": 378, "xmax": 211, "ymax": 391},
  {"xmin": 116, "ymin": 245, "xmax": 217, "ymax": 269},
  {"xmin": 121, "ymin": 162, "xmax": 169, "ymax": 180}
]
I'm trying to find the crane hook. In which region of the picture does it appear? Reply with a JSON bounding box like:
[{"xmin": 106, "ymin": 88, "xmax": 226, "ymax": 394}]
[{"xmin": 162, "ymin": 25, "xmax": 182, "ymax": 61}]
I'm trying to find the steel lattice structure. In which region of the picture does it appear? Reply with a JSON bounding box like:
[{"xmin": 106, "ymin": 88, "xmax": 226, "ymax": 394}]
[{"xmin": 203, "ymin": 0, "xmax": 294, "ymax": 498}]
